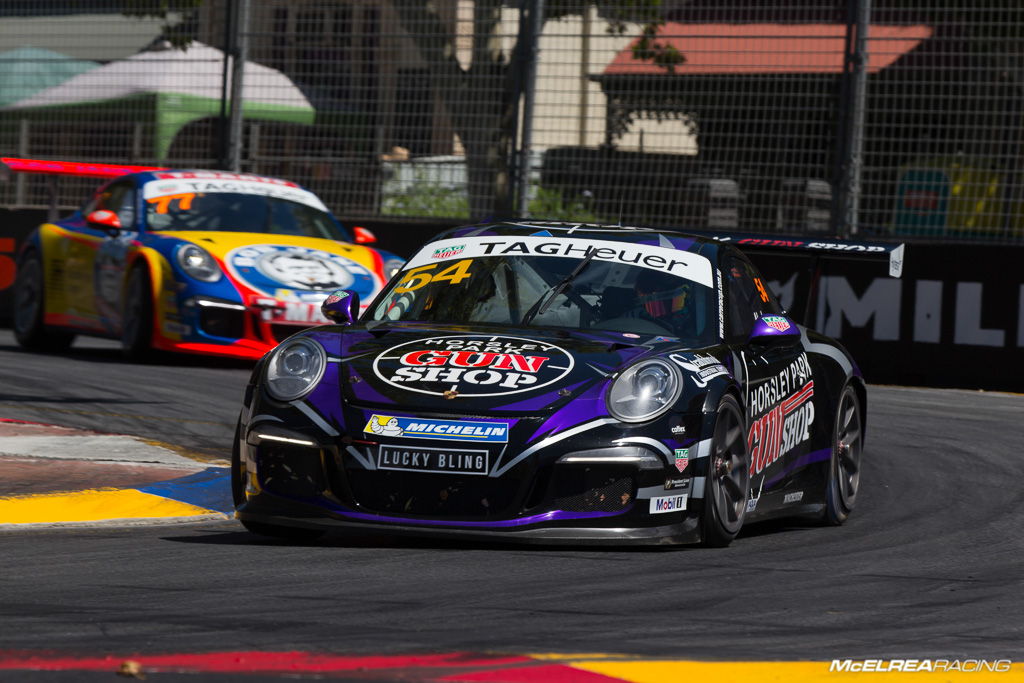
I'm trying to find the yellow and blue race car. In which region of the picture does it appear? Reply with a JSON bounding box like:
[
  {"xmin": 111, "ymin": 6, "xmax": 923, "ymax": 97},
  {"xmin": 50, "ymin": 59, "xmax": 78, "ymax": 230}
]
[{"xmin": 11, "ymin": 162, "xmax": 403, "ymax": 360}]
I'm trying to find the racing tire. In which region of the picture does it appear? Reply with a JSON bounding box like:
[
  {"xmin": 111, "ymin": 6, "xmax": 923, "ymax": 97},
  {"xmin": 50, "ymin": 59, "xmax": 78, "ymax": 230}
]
[
  {"xmin": 240, "ymin": 520, "xmax": 327, "ymax": 543},
  {"xmin": 121, "ymin": 266, "xmax": 153, "ymax": 360},
  {"xmin": 823, "ymin": 383, "xmax": 863, "ymax": 525},
  {"xmin": 230, "ymin": 419, "xmax": 246, "ymax": 508},
  {"xmin": 12, "ymin": 251, "xmax": 75, "ymax": 352},
  {"xmin": 701, "ymin": 394, "xmax": 750, "ymax": 547}
]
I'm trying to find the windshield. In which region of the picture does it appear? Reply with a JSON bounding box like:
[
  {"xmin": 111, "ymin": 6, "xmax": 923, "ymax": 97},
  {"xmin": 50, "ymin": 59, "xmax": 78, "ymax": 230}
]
[
  {"xmin": 370, "ymin": 236, "xmax": 719, "ymax": 345},
  {"xmin": 141, "ymin": 176, "xmax": 349, "ymax": 240}
]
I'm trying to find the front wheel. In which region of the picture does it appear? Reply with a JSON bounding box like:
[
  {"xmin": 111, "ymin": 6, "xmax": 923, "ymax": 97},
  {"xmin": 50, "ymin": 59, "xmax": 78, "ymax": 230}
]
[
  {"xmin": 13, "ymin": 251, "xmax": 75, "ymax": 351},
  {"xmin": 701, "ymin": 394, "xmax": 750, "ymax": 547},
  {"xmin": 241, "ymin": 520, "xmax": 327, "ymax": 543},
  {"xmin": 823, "ymin": 384, "xmax": 863, "ymax": 525}
]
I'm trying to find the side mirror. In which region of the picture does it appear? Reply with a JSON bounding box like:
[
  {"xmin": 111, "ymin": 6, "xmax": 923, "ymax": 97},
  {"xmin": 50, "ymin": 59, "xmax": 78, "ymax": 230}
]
[
  {"xmin": 748, "ymin": 314, "xmax": 800, "ymax": 344},
  {"xmin": 352, "ymin": 226, "xmax": 377, "ymax": 244},
  {"xmin": 86, "ymin": 209, "xmax": 122, "ymax": 236},
  {"xmin": 321, "ymin": 289, "xmax": 360, "ymax": 325}
]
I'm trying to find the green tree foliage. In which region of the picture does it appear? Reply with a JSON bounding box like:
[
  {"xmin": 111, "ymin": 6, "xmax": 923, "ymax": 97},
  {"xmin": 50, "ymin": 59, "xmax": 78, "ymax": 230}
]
[{"xmin": 390, "ymin": 1, "xmax": 677, "ymax": 220}]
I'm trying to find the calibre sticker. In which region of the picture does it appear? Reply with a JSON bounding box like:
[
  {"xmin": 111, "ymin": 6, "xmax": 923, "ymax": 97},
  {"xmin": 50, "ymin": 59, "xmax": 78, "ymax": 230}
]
[{"xmin": 669, "ymin": 352, "xmax": 730, "ymax": 387}]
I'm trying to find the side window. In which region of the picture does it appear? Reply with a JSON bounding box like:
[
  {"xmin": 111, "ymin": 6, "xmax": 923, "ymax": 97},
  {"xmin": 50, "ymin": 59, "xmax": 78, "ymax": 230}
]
[
  {"xmin": 724, "ymin": 252, "xmax": 782, "ymax": 341},
  {"xmin": 95, "ymin": 181, "xmax": 137, "ymax": 229}
]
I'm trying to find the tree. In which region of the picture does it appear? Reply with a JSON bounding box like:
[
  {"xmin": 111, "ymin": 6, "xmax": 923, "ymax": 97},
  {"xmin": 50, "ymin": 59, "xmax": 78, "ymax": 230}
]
[
  {"xmin": 389, "ymin": 0, "xmax": 680, "ymax": 220},
  {"xmin": 123, "ymin": 0, "xmax": 679, "ymax": 220}
]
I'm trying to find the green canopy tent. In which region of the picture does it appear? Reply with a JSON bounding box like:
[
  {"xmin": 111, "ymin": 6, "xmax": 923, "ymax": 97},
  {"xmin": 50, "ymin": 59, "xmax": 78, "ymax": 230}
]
[
  {"xmin": 0, "ymin": 42, "xmax": 314, "ymax": 163},
  {"xmin": 0, "ymin": 47, "xmax": 99, "ymax": 108}
]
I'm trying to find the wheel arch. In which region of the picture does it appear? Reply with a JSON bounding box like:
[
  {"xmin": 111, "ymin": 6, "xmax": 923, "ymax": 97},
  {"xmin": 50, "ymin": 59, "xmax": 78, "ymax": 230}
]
[{"xmin": 849, "ymin": 374, "xmax": 868, "ymax": 442}]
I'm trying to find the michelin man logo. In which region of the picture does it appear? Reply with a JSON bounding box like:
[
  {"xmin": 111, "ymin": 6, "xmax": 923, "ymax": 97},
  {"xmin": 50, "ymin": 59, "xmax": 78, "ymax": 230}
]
[{"xmin": 368, "ymin": 416, "xmax": 404, "ymax": 437}]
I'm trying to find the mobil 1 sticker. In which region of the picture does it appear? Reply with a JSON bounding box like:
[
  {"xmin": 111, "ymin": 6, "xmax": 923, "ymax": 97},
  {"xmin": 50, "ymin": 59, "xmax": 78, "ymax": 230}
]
[{"xmin": 373, "ymin": 335, "xmax": 574, "ymax": 397}]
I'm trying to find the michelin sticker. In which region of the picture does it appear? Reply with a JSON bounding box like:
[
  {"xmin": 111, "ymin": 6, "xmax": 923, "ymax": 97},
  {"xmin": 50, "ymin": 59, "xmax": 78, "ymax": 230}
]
[
  {"xmin": 372, "ymin": 335, "xmax": 574, "ymax": 398},
  {"xmin": 227, "ymin": 245, "xmax": 378, "ymax": 299},
  {"xmin": 364, "ymin": 415, "xmax": 509, "ymax": 443}
]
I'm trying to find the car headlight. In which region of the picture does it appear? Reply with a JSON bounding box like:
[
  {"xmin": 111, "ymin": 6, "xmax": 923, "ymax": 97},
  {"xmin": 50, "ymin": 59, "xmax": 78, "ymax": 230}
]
[
  {"xmin": 384, "ymin": 257, "xmax": 405, "ymax": 280},
  {"xmin": 606, "ymin": 359, "xmax": 683, "ymax": 423},
  {"xmin": 265, "ymin": 337, "xmax": 326, "ymax": 401},
  {"xmin": 176, "ymin": 244, "xmax": 222, "ymax": 282}
]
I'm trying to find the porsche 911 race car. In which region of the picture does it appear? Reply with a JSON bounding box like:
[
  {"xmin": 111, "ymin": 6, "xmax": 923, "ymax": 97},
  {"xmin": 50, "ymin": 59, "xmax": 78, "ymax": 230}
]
[
  {"xmin": 233, "ymin": 221, "xmax": 903, "ymax": 546},
  {"xmin": 10, "ymin": 160, "xmax": 403, "ymax": 360}
]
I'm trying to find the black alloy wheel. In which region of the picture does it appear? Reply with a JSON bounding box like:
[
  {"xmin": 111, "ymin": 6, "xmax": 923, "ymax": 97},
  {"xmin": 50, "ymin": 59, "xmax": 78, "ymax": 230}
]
[
  {"xmin": 701, "ymin": 394, "xmax": 750, "ymax": 547},
  {"xmin": 823, "ymin": 383, "xmax": 863, "ymax": 525}
]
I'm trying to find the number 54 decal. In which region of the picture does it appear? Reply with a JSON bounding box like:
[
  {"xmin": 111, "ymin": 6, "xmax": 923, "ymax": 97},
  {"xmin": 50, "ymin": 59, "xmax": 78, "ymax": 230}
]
[{"xmin": 394, "ymin": 259, "xmax": 473, "ymax": 293}]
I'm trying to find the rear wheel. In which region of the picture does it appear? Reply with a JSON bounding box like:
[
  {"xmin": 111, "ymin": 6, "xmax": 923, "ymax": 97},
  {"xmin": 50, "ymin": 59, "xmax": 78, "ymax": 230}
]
[
  {"xmin": 121, "ymin": 266, "xmax": 153, "ymax": 360},
  {"xmin": 701, "ymin": 394, "xmax": 750, "ymax": 547},
  {"xmin": 13, "ymin": 251, "xmax": 75, "ymax": 351},
  {"xmin": 823, "ymin": 384, "xmax": 863, "ymax": 525}
]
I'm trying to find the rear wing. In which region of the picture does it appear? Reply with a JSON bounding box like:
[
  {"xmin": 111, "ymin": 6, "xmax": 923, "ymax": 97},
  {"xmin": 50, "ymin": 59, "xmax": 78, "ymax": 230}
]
[
  {"xmin": 0, "ymin": 157, "xmax": 166, "ymax": 220},
  {"xmin": 699, "ymin": 231, "xmax": 905, "ymax": 279},
  {"xmin": 693, "ymin": 230, "xmax": 905, "ymax": 325}
]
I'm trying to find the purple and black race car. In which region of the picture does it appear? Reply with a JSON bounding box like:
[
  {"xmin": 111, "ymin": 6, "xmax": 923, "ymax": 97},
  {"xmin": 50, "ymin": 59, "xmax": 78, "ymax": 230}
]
[{"xmin": 233, "ymin": 221, "xmax": 903, "ymax": 546}]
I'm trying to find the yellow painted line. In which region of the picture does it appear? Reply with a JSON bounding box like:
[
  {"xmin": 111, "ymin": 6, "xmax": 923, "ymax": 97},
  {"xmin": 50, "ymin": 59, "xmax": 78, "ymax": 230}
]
[
  {"xmin": 565, "ymin": 660, "xmax": 1024, "ymax": 682},
  {"xmin": 0, "ymin": 489, "xmax": 219, "ymax": 524}
]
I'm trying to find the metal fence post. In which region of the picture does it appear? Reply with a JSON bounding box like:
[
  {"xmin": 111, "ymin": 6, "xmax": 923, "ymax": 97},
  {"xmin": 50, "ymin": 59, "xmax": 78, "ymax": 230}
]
[
  {"xmin": 833, "ymin": 0, "xmax": 870, "ymax": 237},
  {"xmin": 227, "ymin": 0, "xmax": 250, "ymax": 173},
  {"xmin": 516, "ymin": 0, "xmax": 544, "ymax": 219}
]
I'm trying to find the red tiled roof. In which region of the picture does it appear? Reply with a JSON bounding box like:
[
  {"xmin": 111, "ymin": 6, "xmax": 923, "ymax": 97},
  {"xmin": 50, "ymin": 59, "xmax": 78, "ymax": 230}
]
[{"xmin": 602, "ymin": 23, "xmax": 933, "ymax": 76}]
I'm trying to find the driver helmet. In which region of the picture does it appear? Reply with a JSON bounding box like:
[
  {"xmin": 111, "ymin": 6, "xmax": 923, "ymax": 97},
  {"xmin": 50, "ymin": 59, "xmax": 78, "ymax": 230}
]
[{"xmin": 634, "ymin": 269, "xmax": 691, "ymax": 319}]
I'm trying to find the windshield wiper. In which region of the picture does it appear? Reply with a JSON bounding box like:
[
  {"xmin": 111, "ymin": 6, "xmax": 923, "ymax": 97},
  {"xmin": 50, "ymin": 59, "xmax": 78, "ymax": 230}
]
[{"xmin": 520, "ymin": 248, "xmax": 597, "ymax": 326}]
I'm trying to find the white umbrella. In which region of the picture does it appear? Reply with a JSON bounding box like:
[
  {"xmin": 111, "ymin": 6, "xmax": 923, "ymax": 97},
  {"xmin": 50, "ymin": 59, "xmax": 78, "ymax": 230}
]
[{"xmin": 3, "ymin": 42, "xmax": 314, "ymax": 160}]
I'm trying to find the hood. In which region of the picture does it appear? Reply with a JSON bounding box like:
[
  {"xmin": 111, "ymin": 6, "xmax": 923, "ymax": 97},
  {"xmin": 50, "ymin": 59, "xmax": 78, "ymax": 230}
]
[
  {"xmin": 157, "ymin": 230, "xmax": 386, "ymax": 302},
  {"xmin": 336, "ymin": 323, "xmax": 658, "ymax": 414}
]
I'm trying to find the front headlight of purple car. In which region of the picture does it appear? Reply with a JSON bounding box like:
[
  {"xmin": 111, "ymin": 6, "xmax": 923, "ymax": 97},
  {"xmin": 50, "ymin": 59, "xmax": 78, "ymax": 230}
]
[
  {"xmin": 606, "ymin": 358, "xmax": 683, "ymax": 423},
  {"xmin": 265, "ymin": 337, "xmax": 326, "ymax": 401}
]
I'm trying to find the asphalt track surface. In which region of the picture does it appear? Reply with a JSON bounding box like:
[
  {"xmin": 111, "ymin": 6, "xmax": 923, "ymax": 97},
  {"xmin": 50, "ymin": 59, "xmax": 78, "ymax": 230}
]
[{"xmin": 1, "ymin": 330, "xmax": 1022, "ymax": 681}]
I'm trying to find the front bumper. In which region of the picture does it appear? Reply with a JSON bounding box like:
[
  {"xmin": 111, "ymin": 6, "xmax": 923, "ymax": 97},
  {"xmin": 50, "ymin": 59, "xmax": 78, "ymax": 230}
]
[
  {"xmin": 154, "ymin": 296, "xmax": 323, "ymax": 359},
  {"xmin": 235, "ymin": 423, "xmax": 708, "ymax": 546}
]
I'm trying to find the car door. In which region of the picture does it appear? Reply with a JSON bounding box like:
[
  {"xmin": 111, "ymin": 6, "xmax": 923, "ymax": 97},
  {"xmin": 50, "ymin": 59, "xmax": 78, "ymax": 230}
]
[
  {"xmin": 88, "ymin": 180, "xmax": 139, "ymax": 332},
  {"xmin": 723, "ymin": 249, "xmax": 811, "ymax": 513}
]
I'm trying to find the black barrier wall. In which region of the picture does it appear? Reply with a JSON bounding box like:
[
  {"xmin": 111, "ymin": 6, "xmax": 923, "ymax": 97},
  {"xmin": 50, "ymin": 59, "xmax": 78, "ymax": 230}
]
[{"xmin": 1, "ymin": 210, "xmax": 1021, "ymax": 393}]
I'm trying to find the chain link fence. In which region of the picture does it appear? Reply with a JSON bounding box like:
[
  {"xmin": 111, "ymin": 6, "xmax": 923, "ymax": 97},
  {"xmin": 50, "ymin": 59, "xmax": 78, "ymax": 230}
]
[{"xmin": 1, "ymin": 0, "xmax": 1023, "ymax": 243}]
